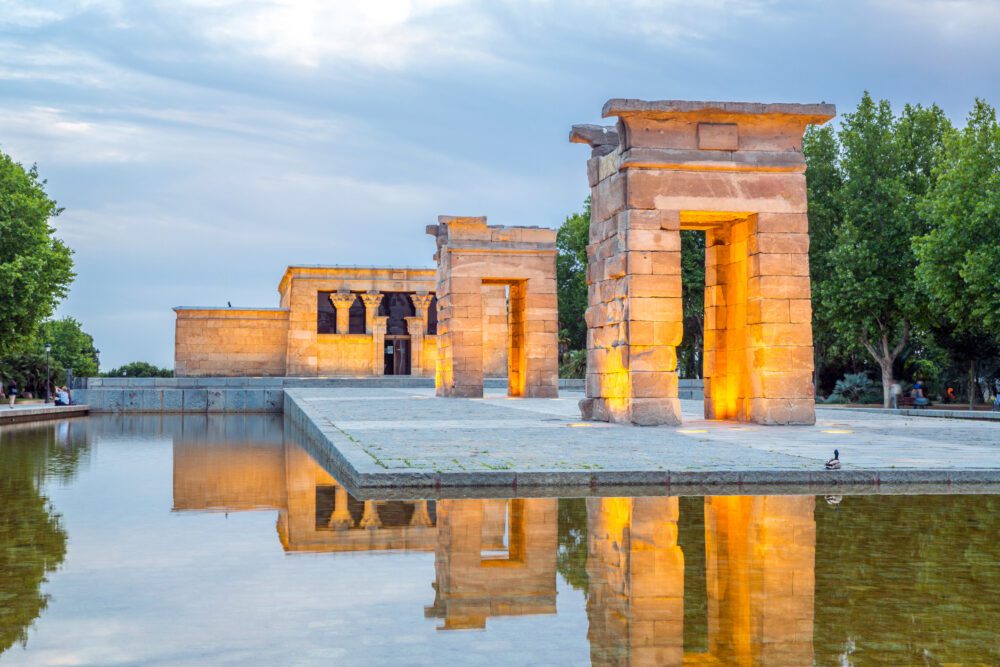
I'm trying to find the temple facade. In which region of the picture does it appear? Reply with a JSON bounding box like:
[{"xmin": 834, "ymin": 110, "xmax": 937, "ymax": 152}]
[{"xmin": 174, "ymin": 265, "xmax": 451, "ymax": 377}]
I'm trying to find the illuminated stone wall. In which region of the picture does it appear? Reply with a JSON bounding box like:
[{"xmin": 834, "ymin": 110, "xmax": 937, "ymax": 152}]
[
  {"xmin": 426, "ymin": 498, "xmax": 558, "ymax": 630},
  {"xmin": 572, "ymin": 99, "xmax": 834, "ymax": 425},
  {"xmin": 428, "ymin": 216, "xmax": 559, "ymax": 398},
  {"xmin": 586, "ymin": 497, "xmax": 685, "ymax": 666},
  {"xmin": 703, "ymin": 495, "xmax": 816, "ymax": 665},
  {"xmin": 174, "ymin": 308, "xmax": 289, "ymax": 377},
  {"xmin": 174, "ymin": 266, "xmax": 446, "ymax": 377}
]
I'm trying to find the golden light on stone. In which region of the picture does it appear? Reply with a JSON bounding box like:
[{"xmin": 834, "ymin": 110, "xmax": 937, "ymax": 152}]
[
  {"xmin": 822, "ymin": 429, "xmax": 853, "ymax": 434},
  {"xmin": 572, "ymin": 99, "xmax": 835, "ymax": 427}
]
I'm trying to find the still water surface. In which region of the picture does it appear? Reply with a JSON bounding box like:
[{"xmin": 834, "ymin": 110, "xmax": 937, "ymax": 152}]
[{"xmin": 1, "ymin": 415, "xmax": 998, "ymax": 665}]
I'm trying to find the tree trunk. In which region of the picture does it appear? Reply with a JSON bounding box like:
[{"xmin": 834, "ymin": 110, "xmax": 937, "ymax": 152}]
[
  {"xmin": 861, "ymin": 320, "xmax": 910, "ymax": 409},
  {"xmin": 879, "ymin": 360, "xmax": 894, "ymax": 409},
  {"xmin": 968, "ymin": 359, "xmax": 977, "ymax": 411}
]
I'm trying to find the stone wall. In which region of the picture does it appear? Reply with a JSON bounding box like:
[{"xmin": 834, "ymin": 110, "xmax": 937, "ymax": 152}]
[{"xmin": 174, "ymin": 308, "xmax": 289, "ymax": 377}]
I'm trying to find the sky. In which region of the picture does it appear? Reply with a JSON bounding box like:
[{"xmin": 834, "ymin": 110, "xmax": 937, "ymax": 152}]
[{"xmin": 1, "ymin": 0, "xmax": 998, "ymax": 369}]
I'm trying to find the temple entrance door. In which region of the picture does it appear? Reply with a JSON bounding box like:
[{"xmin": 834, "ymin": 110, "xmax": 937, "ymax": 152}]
[{"xmin": 384, "ymin": 336, "xmax": 411, "ymax": 375}]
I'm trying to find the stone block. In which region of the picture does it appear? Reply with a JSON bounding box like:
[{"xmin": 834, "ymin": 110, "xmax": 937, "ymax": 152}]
[
  {"xmin": 628, "ymin": 274, "xmax": 682, "ymax": 298},
  {"xmin": 141, "ymin": 390, "xmax": 162, "ymax": 411},
  {"xmin": 748, "ymin": 323, "xmax": 813, "ymax": 347},
  {"xmin": 630, "ymin": 297, "xmax": 683, "ymax": 323},
  {"xmin": 751, "ymin": 346, "xmax": 814, "ymax": 371},
  {"xmin": 697, "ymin": 122, "xmax": 739, "ymax": 150},
  {"xmin": 630, "ymin": 370, "xmax": 679, "ymax": 398},
  {"xmin": 629, "ymin": 346, "xmax": 678, "ymax": 373},
  {"xmin": 265, "ymin": 389, "xmax": 284, "ymax": 411},
  {"xmin": 788, "ymin": 299, "xmax": 812, "ymax": 323},
  {"xmin": 748, "ymin": 398, "xmax": 816, "ymax": 425},
  {"xmin": 754, "ymin": 212, "xmax": 809, "ymax": 234},
  {"xmin": 751, "ymin": 371, "xmax": 814, "ymax": 399},
  {"xmin": 124, "ymin": 390, "xmax": 143, "ymax": 411},
  {"xmin": 749, "ymin": 232, "xmax": 810, "ymax": 255},
  {"xmin": 630, "ymin": 397, "xmax": 682, "ymax": 426},
  {"xmin": 224, "ymin": 389, "xmax": 247, "ymax": 411},
  {"xmin": 627, "ymin": 228, "xmax": 681, "ymax": 252},
  {"xmin": 748, "ymin": 276, "xmax": 811, "ymax": 300},
  {"xmin": 592, "ymin": 173, "xmax": 626, "ymax": 223},
  {"xmin": 162, "ymin": 389, "xmax": 183, "ymax": 411},
  {"xmin": 184, "ymin": 389, "xmax": 208, "ymax": 411},
  {"xmin": 105, "ymin": 390, "xmax": 124, "ymax": 412}
]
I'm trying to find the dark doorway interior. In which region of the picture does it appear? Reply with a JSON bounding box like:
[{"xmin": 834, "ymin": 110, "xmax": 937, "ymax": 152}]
[{"xmin": 384, "ymin": 336, "xmax": 411, "ymax": 375}]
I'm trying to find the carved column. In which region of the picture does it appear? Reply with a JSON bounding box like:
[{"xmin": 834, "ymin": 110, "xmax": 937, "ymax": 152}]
[
  {"xmin": 410, "ymin": 500, "xmax": 434, "ymax": 527},
  {"xmin": 360, "ymin": 291, "xmax": 384, "ymax": 334},
  {"xmin": 359, "ymin": 500, "xmax": 382, "ymax": 529},
  {"xmin": 327, "ymin": 486, "xmax": 353, "ymax": 530},
  {"xmin": 329, "ymin": 291, "xmax": 356, "ymax": 334},
  {"xmin": 405, "ymin": 315, "xmax": 424, "ymax": 376},
  {"xmin": 410, "ymin": 292, "xmax": 434, "ymax": 328},
  {"xmin": 360, "ymin": 292, "xmax": 385, "ymax": 376}
]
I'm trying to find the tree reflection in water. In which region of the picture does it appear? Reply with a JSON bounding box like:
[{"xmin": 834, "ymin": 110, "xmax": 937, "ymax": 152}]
[{"xmin": 0, "ymin": 421, "xmax": 88, "ymax": 652}]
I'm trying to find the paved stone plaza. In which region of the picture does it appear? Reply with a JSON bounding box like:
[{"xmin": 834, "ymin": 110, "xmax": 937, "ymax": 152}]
[{"xmin": 285, "ymin": 387, "xmax": 1000, "ymax": 493}]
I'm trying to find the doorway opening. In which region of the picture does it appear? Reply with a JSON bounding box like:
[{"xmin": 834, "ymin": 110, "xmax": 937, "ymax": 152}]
[{"xmin": 482, "ymin": 279, "xmax": 528, "ymax": 397}]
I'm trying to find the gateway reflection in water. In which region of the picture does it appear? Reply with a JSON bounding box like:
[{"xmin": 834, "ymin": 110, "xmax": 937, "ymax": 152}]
[
  {"xmin": 177, "ymin": 433, "xmax": 813, "ymax": 662},
  {"xmin": 0, "ymin": 416, "xmax": 997, "ymax": 665}
]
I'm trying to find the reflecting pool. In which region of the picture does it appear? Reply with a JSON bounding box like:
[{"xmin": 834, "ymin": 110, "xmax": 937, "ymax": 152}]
[{"xmin": 1, "ymin": 415, "xmax": 998, "ymax": 665}]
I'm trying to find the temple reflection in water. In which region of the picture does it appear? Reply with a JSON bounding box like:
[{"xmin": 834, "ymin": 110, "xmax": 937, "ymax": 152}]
[{"xmin": 169, "ymin": 418, "xmax": 817, "ymax": 666}]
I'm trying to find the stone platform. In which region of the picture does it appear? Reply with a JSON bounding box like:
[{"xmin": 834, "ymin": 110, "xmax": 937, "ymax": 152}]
[
  {"xmin": 284, "ymin": 387, "xmax": 1000, "ymax": 496},
  {"xmin": 0, "ymin": 403, "xmax": 89, "ymax": 425}
]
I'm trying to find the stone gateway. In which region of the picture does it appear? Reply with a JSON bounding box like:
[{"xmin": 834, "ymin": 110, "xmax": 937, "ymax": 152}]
[{"xmin": 572, "ymin": 99, "xmax": 835, "ymax": 425}]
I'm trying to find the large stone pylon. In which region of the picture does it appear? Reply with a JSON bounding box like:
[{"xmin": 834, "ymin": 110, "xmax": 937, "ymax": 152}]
[{"xmin": 571, "ymin": 99, "xmax": 835, "ymax": 425}]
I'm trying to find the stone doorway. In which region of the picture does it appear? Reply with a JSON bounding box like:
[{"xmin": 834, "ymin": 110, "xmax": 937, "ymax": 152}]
[
  {"xmin": 428, "ymin": 216, "xmax": 559, "ymax": 399},
  {"xmin": 571, "ymin": 99, "xmax": 835, "ymax": 425}
]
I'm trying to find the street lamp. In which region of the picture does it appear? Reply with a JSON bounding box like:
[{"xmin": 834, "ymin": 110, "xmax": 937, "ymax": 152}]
[{"xmin": 44, "ymin": 342, "xmax": 52, "ymax": 403}]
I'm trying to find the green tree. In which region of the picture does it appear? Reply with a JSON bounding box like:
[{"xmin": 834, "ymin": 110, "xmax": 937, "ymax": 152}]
[
  {"xmin": 915, "ymin": 99, "xmax": 1000, "ymax": 407},
  {"xmin": 39, "ymin": 317, "xmax": 99, "ymax": 377},
  {"xmin": 803, "ymin": 124, "xmax": 844, "ymax": 394},
  {"xmin": 677, "ymin": 230, "xmax": 705, "ymax": 378},
  {"xmin": 819, "ymin": 94, "xmax": 951, "ymax": 406},
  {"xmin": 0, "ymin": 424, "xmax": 88, "ymax": 653},
  {"xmin": 557, "ymin": 198, "xmax": 590, "ymax": 352},
  {"xmin": 103, "ymin": 361, "xmax": 173, "ymax": 378},
  {"xmin": 0, "ymin": 150, "xmax": 74, "ymax": 355}
]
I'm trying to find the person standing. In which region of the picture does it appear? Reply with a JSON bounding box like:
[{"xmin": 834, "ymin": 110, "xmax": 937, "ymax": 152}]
[
  {"xmin": 7, "ymin": 379, "xmax": 17, "ymax": 408},
  {"xmin": 890, "ymin": 381, "xmax": 902, "ymax": 409}
]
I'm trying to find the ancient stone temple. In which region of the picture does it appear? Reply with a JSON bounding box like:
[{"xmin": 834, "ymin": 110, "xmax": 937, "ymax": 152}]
[
  {"xmin": 428, "ymin": 216, "xmax": 559, "ymax": 398},
  {"xmin": 174, "ymin": 266, "xmax": 441, "ymax": 377},
  {"xmin": 571, "ymin": 99, "xmax": 835, "ymax": 425}
]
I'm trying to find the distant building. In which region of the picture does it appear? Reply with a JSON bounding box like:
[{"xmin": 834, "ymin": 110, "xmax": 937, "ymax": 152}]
[{"xmin": 174, "ymin": 265, "xmax": 473, "ymax": 377}]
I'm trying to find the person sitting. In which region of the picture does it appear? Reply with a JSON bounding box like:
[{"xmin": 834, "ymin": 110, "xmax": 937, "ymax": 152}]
[
  {"xmin": 912, "ymin": 380, "xmax": 930, "ymax": 408},
  {"xmin": 55, "ymin": 386, "xmax": 71, "ymax": 406}
]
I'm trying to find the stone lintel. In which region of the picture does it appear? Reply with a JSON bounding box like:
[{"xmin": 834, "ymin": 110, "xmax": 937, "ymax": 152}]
[
  {"xmin": 602, "ymin": 99, "xmax": 836, "ymax": 123},
  {"xmin": 621, "ymin": 147, "xmax": 806, "ymax": 173}
]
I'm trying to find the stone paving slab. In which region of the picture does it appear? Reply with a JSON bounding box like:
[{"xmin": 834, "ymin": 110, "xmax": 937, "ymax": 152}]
[{"xmin": 284, "ymin": 388, "xmax": 1000, "ymax": 494}]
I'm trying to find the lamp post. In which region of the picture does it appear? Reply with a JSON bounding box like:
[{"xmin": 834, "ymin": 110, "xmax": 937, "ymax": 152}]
[{"xmin": 44, "ymin": 342, "xmax": 52, "ymax": 403}]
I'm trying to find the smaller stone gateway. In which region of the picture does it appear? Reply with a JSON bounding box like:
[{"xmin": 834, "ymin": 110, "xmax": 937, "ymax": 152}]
[
  {"xmin": 428, "ymin": 216, "xmax": 559, "ymax": 398},
  {"xmin": 572, "ymin": 99, "xmax": 836, "ymax": 426}
]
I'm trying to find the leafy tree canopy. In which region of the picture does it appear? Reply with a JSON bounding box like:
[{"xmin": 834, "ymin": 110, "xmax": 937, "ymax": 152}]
[
  {"xmin": 0, "ymin": 150, "xmax": 74, "ymax": 355},
  {"xmin": 103, "ymin": 361, "xmax": 173, "ymax": 378},
  {"xmin": 557, "ymin": 198, "xmax": 590, "ymax": 351}
]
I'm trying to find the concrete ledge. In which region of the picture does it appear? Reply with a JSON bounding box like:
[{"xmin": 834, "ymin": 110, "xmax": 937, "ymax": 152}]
[
  {"xmin": 0, "ymin": 405, "xmax": 89, "ymax": 425},
  {"xmin": 829, "ymin": 406, "xmax": 1000, "ymax": 421}
]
